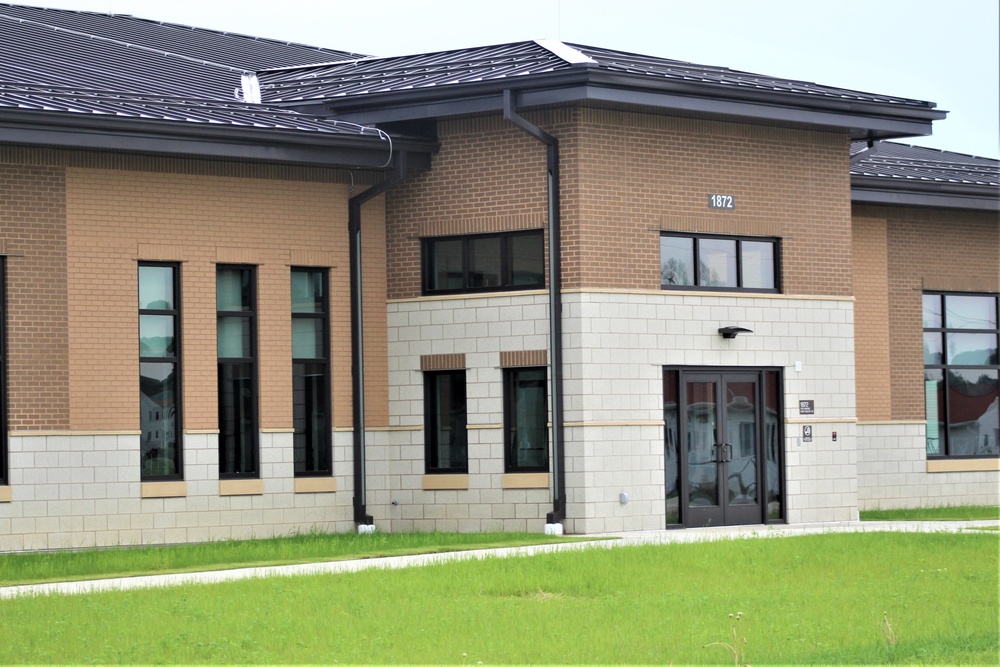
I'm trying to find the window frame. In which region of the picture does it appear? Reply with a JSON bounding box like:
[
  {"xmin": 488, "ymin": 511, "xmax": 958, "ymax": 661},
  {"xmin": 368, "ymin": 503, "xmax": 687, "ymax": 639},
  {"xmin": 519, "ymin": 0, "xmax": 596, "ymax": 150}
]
[
  {"xmin": 291, "ymin": 267, "xmax": 332, "ymax": 477},
  {"xmin": 424, "ymin": 369, "xmax": 468, "ymax": 474},
  {"xmin": 421, "ymin": 230, "xmax": 544, "ymax": 295},
  {"xmin": 138, "ymin": 261, "xmax": 183, "ymax": 481},
  {"xmin": 660, "ymin": 232, "xmax": 780, "ymax": 293},
  {"xmin": 923, "ymin": 291, "xmax": 999, "ymax": 459},
  {"xmin": 503, "ymin": 366, "xmax": 550, "ymax": 473},
  {"xmin": 217, "ymin": 264, "xmax": 260, "ymax": 479}
]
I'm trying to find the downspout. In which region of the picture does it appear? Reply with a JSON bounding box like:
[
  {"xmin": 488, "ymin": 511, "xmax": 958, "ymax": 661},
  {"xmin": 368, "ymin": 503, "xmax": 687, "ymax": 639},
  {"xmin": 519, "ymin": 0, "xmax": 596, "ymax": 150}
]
[
  {"xmin": 348, "ymin": 151, "xmax": 408, "ymax": 528},
  {"xmin": 502, "ymin": 89, "xmax": 566, "ymax": 530}
]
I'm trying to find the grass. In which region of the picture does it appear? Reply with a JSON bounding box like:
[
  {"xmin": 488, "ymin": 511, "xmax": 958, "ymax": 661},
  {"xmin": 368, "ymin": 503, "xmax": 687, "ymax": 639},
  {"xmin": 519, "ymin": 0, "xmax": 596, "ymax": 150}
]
[
  {"xmin": 0, "ymin": 530, "xmax": 578, "ymax": 586},
  {"xmin": 860, "ymin": 504, "xmax": 1000, "ymax": 522},
  {"xmin": 1, "ymin": 531, "xmax": 996, "ymax": 664}
]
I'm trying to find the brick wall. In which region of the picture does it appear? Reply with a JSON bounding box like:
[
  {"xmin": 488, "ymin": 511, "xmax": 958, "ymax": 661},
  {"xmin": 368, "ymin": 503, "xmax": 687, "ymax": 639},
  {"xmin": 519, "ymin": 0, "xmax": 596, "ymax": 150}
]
[
  {"xmin": 0, "ymin": 163, "xmax": 70, "ymax": 430},
  {"xmin": 851, "ymin": 216, "xmax": 892, "ymax": 421},
  {"xmin": 386, "ymin": 107, "xmax": 853, "ymax": 299},
  {"xmin": 854, "ymin": 203, "xmax": 999, "ymax": 420}
]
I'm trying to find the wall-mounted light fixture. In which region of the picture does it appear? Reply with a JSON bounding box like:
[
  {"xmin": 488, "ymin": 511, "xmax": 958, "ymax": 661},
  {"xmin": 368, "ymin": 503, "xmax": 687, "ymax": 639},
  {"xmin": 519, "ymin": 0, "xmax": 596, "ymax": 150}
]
[{"xmin": 718, "ymin": 326, "xmax": 753, "ymax": 339}]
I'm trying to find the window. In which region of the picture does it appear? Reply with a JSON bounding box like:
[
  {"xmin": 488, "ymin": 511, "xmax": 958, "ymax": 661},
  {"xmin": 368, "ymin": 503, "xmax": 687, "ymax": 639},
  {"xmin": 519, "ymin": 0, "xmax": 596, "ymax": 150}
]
[
  {"xmin": 503, "ymin": 367, "xmax": 549, "ymax": 472},
  {"xmin": 423, "ymin": 230, "xmax": 544, "ymax": 294},
  {"xmin": 424, "ymin": 370, "xmax": 467, "ymax": 473},
  {"xmin": 923, "ymin": 292, "xmax": 999, "ymax": 458},
  {"xmin": 660, "ymin": 233, "xmax": 778, "ymax": 292},
  {"xmin": 139, "ymin": 263, "xmax": 182, "ymax": 480},
  {"xmin": 217, "ymin": 266, "xmax": 258, "ymax": 477},
  {"xmin": 292, "ymin": 268, "xmax": 331, "ymax": 476},
  {"xmin": 0, "ymin": 259, "xmax": 6, "ymax": 486}
]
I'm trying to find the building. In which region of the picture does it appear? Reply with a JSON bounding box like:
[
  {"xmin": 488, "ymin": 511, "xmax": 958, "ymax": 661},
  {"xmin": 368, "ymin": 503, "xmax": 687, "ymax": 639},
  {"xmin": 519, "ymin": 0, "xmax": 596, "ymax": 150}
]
[{"xmin": 0, "ymin": 3, "xmax": 996, "ymax": 551}]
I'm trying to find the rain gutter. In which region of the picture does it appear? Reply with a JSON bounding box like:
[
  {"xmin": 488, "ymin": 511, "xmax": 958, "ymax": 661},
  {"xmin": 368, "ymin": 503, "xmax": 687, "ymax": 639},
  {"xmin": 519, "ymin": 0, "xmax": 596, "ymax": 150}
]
[
  {"xmin": 348, "ymin": 151, "xmax": 408, "ymax": 528},
  {"xmin": 502, "ymin": 89, "xmax": 566, "ymax": 530}
]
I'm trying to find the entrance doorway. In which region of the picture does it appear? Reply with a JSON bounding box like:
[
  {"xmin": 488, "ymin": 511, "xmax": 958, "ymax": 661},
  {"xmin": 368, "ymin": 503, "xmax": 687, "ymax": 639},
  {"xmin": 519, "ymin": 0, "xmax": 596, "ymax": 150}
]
[{"xmin": 664, "ymin": 368, "xmax": 784, "ymax": 527}]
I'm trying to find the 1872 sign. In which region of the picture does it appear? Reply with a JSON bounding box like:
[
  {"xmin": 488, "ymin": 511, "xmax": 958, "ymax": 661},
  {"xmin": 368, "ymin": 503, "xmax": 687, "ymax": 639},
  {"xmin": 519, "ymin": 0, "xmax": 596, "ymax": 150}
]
[{"xmin": 708, "ymin": 194, "xmax": 735, "ymax": 210}]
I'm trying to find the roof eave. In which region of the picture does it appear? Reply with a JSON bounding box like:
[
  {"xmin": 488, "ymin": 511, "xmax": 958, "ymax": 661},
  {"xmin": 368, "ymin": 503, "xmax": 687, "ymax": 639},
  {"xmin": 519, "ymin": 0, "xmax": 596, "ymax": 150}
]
[
  {"xmin": 851, "ymin": 176, "xmax": 1000, "ymax": 211},
  {"xmin": 285, "ymin": 70, "xmax": 943, "ymax": 140},
  {"xmin": 0, "ymin": 108, "xmax": 435, "ymax": 169}
]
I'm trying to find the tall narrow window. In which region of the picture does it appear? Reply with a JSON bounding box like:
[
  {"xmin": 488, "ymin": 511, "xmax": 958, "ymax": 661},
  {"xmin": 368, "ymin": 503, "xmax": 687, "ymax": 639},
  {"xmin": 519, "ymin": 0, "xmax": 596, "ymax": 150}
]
[
  {"xmin": 0, "ymin": 259, "xmax": 7, "ymax": 487},
  {"xmin": 138, "ymin": 263, "xmax": 181, "ymax": 480},
  {"xmin": 923, "ymin": 292, "xmax": 999, "ymax": 458},
  {"xmin": 292, "ymin": 268, "xmax": 331, "ymax": 476},
  {"xmin": 503, "ymin": 367, "xmax": 549, "ymax": 472},
  {"xmin": 425, "ymin": 370, "xmax": 467, "ymax": 473},
  {"xmin": 217, "ymin": 266, "xmax": 258, "ymax": 477}
]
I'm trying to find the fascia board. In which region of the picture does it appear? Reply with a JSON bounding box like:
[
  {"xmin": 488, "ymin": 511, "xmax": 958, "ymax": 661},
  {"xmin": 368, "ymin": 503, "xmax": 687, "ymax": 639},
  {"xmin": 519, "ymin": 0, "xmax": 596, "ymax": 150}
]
[
  {"xmin": 851, "ymin": 183, "xmax": 1000, "ymax": 211},
  {"xmin": 320, "ymin": 82, "xmax": 940, "ymax": 139},
  {"xmin": 0, "ymin": 110, "xmax": 435, "ymax": 168}
]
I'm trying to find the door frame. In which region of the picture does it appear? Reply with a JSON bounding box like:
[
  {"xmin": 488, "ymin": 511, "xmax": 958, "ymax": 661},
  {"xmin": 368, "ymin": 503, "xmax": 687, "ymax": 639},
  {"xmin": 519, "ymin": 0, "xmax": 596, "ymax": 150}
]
[{"xmin": 664, "ymin": 366, "xmax": 786, "ymax": 528}]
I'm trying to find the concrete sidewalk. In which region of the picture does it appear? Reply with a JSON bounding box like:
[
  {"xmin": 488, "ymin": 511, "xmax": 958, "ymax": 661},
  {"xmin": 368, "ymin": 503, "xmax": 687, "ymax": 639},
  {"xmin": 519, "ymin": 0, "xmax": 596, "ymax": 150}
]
[{"xmin": 2, "ymin": 519, "xmax": 996, "ymax": 600}]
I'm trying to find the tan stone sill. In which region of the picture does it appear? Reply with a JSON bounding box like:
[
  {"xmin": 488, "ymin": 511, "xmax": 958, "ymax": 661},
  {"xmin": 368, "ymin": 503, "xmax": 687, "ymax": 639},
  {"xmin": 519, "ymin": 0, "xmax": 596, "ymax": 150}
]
[
  {"xmin": 422, "ymin": 474, "xmax": 469, "ymax": 490},
  {"xmin": 502, "ymin": 473, "xmax": 549, "ymax": 489},
  {"xmin": 926, "ymin": 458, "xmax": 1000, "ymax": 473},
  {"xmin": 141, "ymin": 481, "xmax": 187, "ymax": 498},
  {"xmin": 0, "ymin": 486, "xmax": 10, "ymax": 503},
  {"xmin": 295, "ymin": 477, "xmax": 337, "ymax": 493},
  {"xmin": 220, "ymin": 479, "xmax": 264, "ymax": 496}
]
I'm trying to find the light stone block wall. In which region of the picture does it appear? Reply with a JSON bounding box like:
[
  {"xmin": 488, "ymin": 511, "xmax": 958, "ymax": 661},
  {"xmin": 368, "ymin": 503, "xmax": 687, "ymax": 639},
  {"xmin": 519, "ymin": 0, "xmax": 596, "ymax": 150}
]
[
  {"xmin": 385, "ymin": 289, "xmax": 860, "ymax": 534},
  {"xmin": 383, "ymin": 293, "xmax": 554, "ymax": 532},
  {"xmin": 0, "ymin": 430, "xmax": 355, "ymax": 552},
  {"xmin": 857, "ymin": 423, "xmax": 1000, "ymax": 509},
  {"xmin": 560, "ymin": 291, "xmax": 859, "ymax": 532}
]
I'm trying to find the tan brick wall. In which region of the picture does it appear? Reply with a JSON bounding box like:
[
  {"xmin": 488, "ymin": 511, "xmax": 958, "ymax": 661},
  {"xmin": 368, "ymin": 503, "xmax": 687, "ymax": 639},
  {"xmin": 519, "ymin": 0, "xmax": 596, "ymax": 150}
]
[
  {"xmin": 63, "ymin": 166, "xmax": 387, "ymax": 432},
  {"xmin": 854, "ymin": 203, "xmax": 999, "ymax": 420},
  {"xmin": 852, "ymin": 216, "xmax": 892, "ymax": 421},
  {"xmin": 0, "ymin": 164, "xmax": 70, "ymax": 430},
  {"xmin": 386, "ymin": 107, "xmax": 853, "ymax": 299},
  {"xmin": 386, "ymin": 114, "xmax": 553, "ymax": 300}
]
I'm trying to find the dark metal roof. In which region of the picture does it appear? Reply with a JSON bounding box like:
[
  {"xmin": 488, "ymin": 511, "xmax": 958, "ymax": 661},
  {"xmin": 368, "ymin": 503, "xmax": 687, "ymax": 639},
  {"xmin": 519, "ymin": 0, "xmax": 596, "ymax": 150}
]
[
  {"xmin": 0, "ymin": 3, "xmax": 364, "ymax": 100},
  {"xmin": 0, "ymin": 4, "xmax": 434, "ymax": 168},
  {"xmin": 258, "ymin": 40, "xmax": 930, "ymax": 109},
  {"xmin": 0, "ymin": 82, "xmax": 383, "ymax": 136},
  {"xmin": 851, "ymin": 141, "xmax": 999, "ymax": 211},
  {"xmin": 252, "ymin": 40, "xmax": 944, "ymax": 142}
]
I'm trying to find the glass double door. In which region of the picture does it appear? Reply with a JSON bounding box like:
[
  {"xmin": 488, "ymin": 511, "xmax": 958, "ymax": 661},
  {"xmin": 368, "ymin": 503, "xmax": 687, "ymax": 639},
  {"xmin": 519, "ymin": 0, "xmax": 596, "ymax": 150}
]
[{"xmin": 679, "ymin": 372, "xmax": 764, "ymax": 527}]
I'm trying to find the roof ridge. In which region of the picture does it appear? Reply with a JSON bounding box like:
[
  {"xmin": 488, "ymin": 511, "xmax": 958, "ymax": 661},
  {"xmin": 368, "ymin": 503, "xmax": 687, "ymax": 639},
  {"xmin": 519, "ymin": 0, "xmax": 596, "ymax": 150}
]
[{"xmin": 533, "ymin": 40, "xmax": 597, "ymax": 66}]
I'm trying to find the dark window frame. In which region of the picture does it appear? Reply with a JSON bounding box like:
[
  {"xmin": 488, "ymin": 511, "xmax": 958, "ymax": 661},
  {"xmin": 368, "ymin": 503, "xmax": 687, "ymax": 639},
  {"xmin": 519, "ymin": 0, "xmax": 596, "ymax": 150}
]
[
  {"xmin": 424, "ymin": 369, "xmax": 468, "ymax": 474},
  {"xmin": 503, "ymin": 366, "xmax": 550, "ymax": 473},
  {"xmin": 217, "ymin": 264, "xmax": 260, "ymax": 479},
  {"xmin": 660, "ymin": 232, "xmax": 780, "ymax": 293},
  {"xmin": 422, "ymin": 230, "xmax": 544, "ymax": 295},
  {"xmin": 292, "ymin": 267, "xmax": 332, "ymax": 477},
  {"xmin": 923, "ymin": 291, "xmax": 999, "ymax": 459},
  {"xmin": 138, "ymin": 262, "xmax": 183, "ymax": 481}
]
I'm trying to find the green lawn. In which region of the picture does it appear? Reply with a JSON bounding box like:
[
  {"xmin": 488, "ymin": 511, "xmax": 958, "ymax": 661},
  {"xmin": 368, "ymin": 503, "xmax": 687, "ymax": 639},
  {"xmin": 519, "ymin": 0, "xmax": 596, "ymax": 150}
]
[
  {"xmin": 0, "ymin": 531, "xmax": 574, "ymax": 586},
  {"xmin": 860, "ymin": 504, "xmax": 1000, "ymax": 522},
  {"xmin": 1, "ymin": 531, "xmax": 996, "ymax": 664}
]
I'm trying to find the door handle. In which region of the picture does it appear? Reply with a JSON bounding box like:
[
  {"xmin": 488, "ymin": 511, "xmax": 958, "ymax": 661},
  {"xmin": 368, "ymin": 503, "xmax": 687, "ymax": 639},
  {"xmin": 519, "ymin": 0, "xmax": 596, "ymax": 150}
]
[{"xmin": 722, "ymin": 443, "xmax": 733, "ymax": 462}]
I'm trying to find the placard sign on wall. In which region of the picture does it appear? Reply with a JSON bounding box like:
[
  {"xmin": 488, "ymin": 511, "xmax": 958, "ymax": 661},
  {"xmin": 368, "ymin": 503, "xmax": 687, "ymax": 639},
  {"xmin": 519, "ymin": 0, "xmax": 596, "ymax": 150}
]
[
  {"xmin": 803, "ymin": 425, "xmax": 813, "ymax": 442},
  {"xmin": 708, "ymin": 194, "xmax": 735, "ymax": 210},
  {"xmin": 799, "ymin": 400, "xmax": 814, "ymax": 415}
]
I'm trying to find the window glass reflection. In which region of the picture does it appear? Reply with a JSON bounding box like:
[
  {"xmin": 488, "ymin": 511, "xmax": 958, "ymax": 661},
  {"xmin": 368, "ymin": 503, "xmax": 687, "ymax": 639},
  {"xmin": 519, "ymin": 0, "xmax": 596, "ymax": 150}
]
[
  {"xmin": 741, "ymin": 241, "xmax": 774, "ymax": 290},
  {"xmin": 946, "ymin": 369, "xmax": 999, "ymax": 456},
  {"xmin": 139, "ymin": 265, "xmax": 174, "ymax": 310},
  {"xmin": 291, "ymin": 271, "xmax": 323, "ymax": 313},
  {"xmin": 698, "ymin": 239, "xmax": 737, "ymax": 287},
  {"xmin": 469, "ymin": 236, "xmax": 501, "ymax": 288},
  {"xmin": 510, "ymin": 234, "xmax": 544, "ymax": 286},
  {"xmin": 945, "ymin": 294, "xmax": 997, "ymax": 329},
  {"xmin": 922, "ymin": 294, "xmax": 942, "ymax": 329},
  {"xmin": 661, "ymin": 237, "xmax": 693, "ymax": 287}
]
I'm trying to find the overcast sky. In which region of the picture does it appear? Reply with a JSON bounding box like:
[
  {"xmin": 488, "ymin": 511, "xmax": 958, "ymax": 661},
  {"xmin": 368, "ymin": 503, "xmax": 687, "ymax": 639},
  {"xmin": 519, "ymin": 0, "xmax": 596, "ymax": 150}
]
[{"xmin": 14, "ymin": 0, "xmax": 1000, "ymax": 159}]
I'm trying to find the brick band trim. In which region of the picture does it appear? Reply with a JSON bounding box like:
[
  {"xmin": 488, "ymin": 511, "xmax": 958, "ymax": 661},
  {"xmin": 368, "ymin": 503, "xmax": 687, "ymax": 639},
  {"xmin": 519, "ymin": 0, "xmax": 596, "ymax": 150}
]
[
  {"xmin": 419, "ymin": 213, "xmax": 545, "ymax": 238},
  {"xmin": 500, "ymin": 350, "xmax": 547, "ymax": 367},
  {"xmin": 420, "ymin": 353, "xmax": 466, "ymax": 371}
]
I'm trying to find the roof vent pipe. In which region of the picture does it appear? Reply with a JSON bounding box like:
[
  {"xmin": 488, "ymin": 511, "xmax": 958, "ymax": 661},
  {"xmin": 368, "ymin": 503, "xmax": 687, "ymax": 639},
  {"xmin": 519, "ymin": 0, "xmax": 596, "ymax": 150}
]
[{"xmin": 503, "ymin": 89, "xmax": 566, "ymax": 530}]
